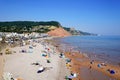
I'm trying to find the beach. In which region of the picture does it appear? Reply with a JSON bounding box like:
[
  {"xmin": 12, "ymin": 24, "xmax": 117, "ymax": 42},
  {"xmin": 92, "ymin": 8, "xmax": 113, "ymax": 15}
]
[
  {"xmin": 0, "ymin": 37, "xmax": 70, "ymax": 80},
  {"xmin": 53, "ymin": 37, "xmax": 120, "ymax": 80},
  {"xmin": 0, "ymin": 37, "xmax": 120, "ymax": 80},
  {"xmin": 0, "ymin": 43, "xmax": 7, "ymax": 80},
  {"xmin": 63, "ymin": 52, "xmax": 120, "ymax": 80},
  {"xmin": 0, "ymin": 56, "xmax": 4, "ymax": 80}
]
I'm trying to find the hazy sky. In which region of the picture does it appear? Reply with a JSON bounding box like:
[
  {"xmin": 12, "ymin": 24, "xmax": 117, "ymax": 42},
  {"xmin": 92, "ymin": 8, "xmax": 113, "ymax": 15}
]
[{"xmin": 0, "ymin": 0, "xmax": 120, "ymax": 35}]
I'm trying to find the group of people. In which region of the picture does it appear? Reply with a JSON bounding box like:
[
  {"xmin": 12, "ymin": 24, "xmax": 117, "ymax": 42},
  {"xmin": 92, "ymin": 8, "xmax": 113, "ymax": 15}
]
[
  {"xmin": 89, "ymin": 60, "xmax": 116, "ymax": 75},
  {"xmin": 59, "ymin": 52, "xmax": 78, "ymax": 80}
]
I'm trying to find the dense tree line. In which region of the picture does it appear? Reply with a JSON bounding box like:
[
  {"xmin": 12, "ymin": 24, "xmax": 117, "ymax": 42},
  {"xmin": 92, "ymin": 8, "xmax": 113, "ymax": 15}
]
[{"xmin": 0, "ymin": 21, "xmax": 61, "ymax": 33}]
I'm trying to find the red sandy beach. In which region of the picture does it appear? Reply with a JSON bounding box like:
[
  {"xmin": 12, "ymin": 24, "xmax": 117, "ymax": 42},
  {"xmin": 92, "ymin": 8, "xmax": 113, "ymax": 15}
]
[{"xmin": 52, "ymin": 38, "xmax": 120, "ymax": 80}]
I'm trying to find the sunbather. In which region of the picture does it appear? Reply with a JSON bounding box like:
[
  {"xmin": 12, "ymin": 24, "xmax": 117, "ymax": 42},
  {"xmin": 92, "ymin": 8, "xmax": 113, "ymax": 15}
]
[{"xmin": 37, "ymin": 66, "xmax": 45, "ymax": 73}]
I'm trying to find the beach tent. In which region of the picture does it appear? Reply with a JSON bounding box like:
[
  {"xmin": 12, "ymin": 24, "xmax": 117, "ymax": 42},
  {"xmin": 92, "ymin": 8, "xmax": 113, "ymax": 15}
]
[
  {"xmin": 65, "ymin": 76, "xmax": 72, "ymax": 80},
  {"xmin": 66, "ymin": 58, "xmax": 71, "ymax": 62},
  {"xmin": 28, "ymin": 49, "xmax": 33, "ymax": 53},
  {"xmin": 41, "ymin": 53, "xmax": 47, "ymax": 57},
  {"xmin": 37, "ymin": 66, "xmax": 45, "ymax": 73},
  {"xmin": 21, "ymin": 49, "xmax": 27, "ymax": 53},
  {"xmin": 97, "ymin": 64, "xmax": 101, "ymax": 68},
  {"xmin": 110, "ymin": 70, "xmax": 115, "ymax": 74},
  {"xmin": 59, "ymin": 53, "xmax": 65, "ymax": 58},
  {"xmin": 65, "ymin": 73, "xmax": 77, "ymax": 80},
  {"xmin": 29, "ymin": 46, "xmax": 33, "ymax": 49}
]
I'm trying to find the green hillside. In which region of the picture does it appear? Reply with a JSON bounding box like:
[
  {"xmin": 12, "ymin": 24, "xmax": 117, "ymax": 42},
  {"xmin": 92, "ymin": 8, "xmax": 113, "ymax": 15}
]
[
  {"xmin": 63, "ymin": 27, "xmax": 97, "ymax": 36},
  {"xmin": 0, "ymin": 21, "xmax": 97, "ymax": 35},
  {"xmin": 0, "ymin": 21, "xmax": 61, "ymax": 33}
]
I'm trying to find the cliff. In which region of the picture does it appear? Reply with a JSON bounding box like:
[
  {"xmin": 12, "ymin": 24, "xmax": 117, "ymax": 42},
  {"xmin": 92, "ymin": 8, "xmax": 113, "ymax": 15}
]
[
  {"xmin": 47, "ymin": 27, "xmax": 71, "ymax": 37},
  {"xmin": 63, "ymin": 27, "xmax": 97, "ymax": 36}
]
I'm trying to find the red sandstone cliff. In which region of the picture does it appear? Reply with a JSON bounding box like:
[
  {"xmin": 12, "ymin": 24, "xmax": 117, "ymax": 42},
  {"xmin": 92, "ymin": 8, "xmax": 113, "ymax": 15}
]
[{"xmin": 47, "ymin": 27, "xmax": 71, "ymax": 37}]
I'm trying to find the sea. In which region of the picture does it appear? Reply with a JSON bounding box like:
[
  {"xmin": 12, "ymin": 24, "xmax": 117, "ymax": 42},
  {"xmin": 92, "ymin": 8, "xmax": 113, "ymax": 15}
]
[{"xmin": 56, "ymin": 35, "xmax": 120, "ymax": 65}]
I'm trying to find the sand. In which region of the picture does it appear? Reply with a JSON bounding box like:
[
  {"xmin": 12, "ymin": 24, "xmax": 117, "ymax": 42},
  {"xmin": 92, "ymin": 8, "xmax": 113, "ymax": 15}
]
[
  {"xmin": 52, "ymin": 38, "xmax": 120, "ymax": 80},
  {"xmin": 0, "ymin": 56, "xmax": 4, "ymax": 80},
  {"xmin": 1, "ymin": 37, "xmax": 120, "ymax": 80},
  {"xmin": 0, "ymin": 38, "xmax": 69, "ymax": 80},
  {"xmin": 64, "ymin": 52, "xmax": 120, "ymax": 80}
]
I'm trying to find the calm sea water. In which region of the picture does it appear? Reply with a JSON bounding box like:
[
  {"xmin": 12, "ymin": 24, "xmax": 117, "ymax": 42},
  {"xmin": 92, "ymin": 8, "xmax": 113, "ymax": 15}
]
[{"xmin": 57, "ymin": 35, "xmax": 120, "ymax": 65}]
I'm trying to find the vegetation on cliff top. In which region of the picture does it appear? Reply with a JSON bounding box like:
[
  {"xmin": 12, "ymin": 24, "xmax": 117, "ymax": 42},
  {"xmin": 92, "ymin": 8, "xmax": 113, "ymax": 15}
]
[
  {"xmin": 0, "ymin": 21, "xmax": 61, "ymax": 33},
  {"xmin": 0, "ymin": 21, "xmax": 96, "ymax": 35}
]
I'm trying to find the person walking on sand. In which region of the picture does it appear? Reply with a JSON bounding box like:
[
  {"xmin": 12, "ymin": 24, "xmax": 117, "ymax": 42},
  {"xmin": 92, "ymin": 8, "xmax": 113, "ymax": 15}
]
[
  {"xmin": 90, "ymin": 60, "xmax": 94, "ymax": 64},
  {"xmin": 89, "ymin": 66, "xmax": 92, "ymax": 69}
]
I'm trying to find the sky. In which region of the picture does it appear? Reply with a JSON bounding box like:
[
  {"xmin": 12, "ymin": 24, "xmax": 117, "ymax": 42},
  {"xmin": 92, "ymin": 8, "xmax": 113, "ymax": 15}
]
[{"xmin": 0, "ymin": 0, "xmax": 120, "ymax": 35}]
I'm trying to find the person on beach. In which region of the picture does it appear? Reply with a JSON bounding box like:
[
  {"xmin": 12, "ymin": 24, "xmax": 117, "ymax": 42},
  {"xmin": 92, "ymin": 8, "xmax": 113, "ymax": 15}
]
[
  {"xmin": 66, "ymin": 58, "xmax": 71, "ymax": 63},
  {"xmin": 31, "ymin": 62, "xmax": 40, "ymax": 65},
  {"xmin": 37, "ymin": 66, "xmax": 45, "ymax": 73},
  {"xmin": 45, "ymin": 48, "xmax": 51, "ymax": 57},
  {"xmin": 107, "ymin": 69, "xmax": 116, "ymax": 74},
  {"xmin": 47, "ymin": 58, "xmax": 51, "ymax": 63},
  {"xmin": 90, "ymin": 60, "xmax": 94, "ymax": 64},
  {"xmin": 65, "ymin": 72, "xmax": 77, "ymax": 80},
  {"xmin": 89, "ymin": 60, "xmax": 94, "ymax": 69},
  {"xmin": 59, "ymin": 52, "xmax": 64, "ymax": 58},
  {"xmin": 52, "ymin": 47, "xmax": 55, "ymax": 54},
  {"xmin": 97, "ymin": 64, "xmax": 102, "ymax": 68},
  {"xmin": 66, "ymin": 62, "xmax": 72, "ymax": 69},
  {"xmin": 89, "ymin": 66, "xmax": 92, "ymax": 69},
  {"xmin": 0, "ymin": 53, "xmax": 3, "ymax": 55},
  {"xmin": 101, "ymin": 62, "xmax": 106, "ymax": 66}
]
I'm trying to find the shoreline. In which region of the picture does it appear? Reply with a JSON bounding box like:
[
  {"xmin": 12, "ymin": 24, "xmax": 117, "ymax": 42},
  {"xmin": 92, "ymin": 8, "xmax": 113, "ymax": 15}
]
[
  {"xmin": 0, "ymin": 36, "xmax": 120, "ymax": 80},
  {"xmin": 52, "ymin": 38, "xmax": 120, "ymax": 80},
  {"xmin": 64, "ymin": 52, "xmax": 120, "ymax": 80},
  {"xmin": 56, "ymin": 35, "xmax": 120, "ymax": 66}
]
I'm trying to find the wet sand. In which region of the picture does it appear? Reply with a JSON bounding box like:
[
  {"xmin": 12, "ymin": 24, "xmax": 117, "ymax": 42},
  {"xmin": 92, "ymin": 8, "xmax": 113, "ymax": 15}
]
[
  {"xmin": 80, "ymin": 67, "xmax": 115, "ymax": 80},
  {"xmin": 52, "ymin": 38, "xmax": 120, "ymax": 80},
  {"xmin": 64, "ymin": 52, "xmax": 120, "ymax": 80}
]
